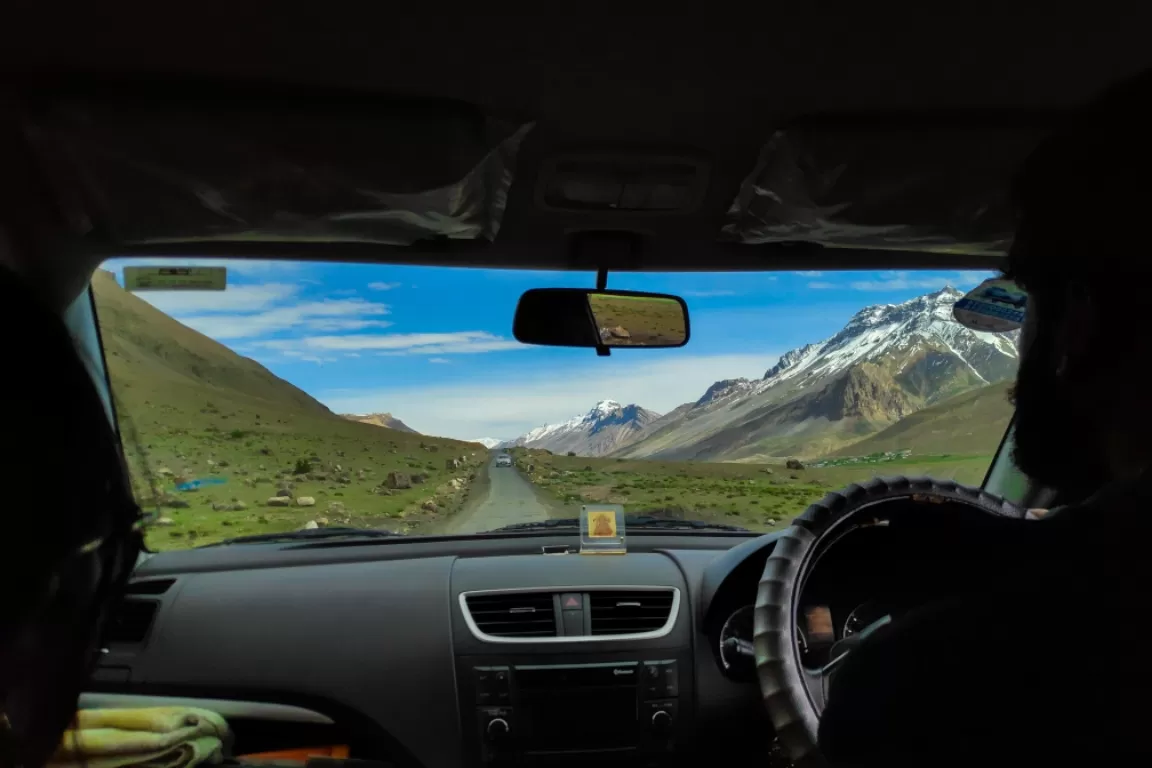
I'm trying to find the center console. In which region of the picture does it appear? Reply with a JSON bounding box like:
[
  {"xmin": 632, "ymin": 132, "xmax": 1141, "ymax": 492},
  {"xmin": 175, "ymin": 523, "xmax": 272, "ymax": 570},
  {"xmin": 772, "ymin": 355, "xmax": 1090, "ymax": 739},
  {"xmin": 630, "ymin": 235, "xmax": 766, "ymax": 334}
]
[
  {"xmin": 460, "ymin": 654, "xmax": 689, "ymax": 766},
  {"xmin": 451, "ymin": 554, "xmax": 695, "ymax": 767}
]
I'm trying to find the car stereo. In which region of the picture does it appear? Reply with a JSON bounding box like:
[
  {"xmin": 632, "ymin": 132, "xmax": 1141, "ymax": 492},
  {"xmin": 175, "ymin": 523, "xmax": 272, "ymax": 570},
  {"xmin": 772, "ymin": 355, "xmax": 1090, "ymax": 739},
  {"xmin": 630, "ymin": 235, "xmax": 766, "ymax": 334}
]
[{"xmin": 461, "ymin": 658, "xmax": 684, "ymax": 765}]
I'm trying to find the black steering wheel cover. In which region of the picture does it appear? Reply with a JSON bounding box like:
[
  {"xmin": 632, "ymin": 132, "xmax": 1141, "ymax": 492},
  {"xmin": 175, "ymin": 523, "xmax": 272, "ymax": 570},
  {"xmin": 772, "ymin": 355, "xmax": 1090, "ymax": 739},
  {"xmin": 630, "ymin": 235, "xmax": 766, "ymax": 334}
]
[{"xmin": 753, "ymin": 476, "xmax": 1025, "ymax": 765}]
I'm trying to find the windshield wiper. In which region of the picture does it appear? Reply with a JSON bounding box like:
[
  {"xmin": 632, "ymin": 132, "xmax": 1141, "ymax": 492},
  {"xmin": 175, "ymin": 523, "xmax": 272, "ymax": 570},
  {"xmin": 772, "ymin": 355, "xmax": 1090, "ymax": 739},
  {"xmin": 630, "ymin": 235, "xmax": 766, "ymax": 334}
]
[
  {"xmin": 487, "ymin": 516, "xmax": 750, "ymax": 533},
  {"xmin": 198, "ymin": 526, "xmax": 405, "ymax": 547}
]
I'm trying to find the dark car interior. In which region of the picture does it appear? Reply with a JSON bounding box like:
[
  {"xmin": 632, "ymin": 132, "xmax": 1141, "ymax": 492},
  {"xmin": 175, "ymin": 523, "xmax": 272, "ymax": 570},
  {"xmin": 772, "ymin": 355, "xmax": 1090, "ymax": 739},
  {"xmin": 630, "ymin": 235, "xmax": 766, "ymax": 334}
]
[{"xmin": 2, "ymin": 10, "xmax": 1148, "ymax": 768}]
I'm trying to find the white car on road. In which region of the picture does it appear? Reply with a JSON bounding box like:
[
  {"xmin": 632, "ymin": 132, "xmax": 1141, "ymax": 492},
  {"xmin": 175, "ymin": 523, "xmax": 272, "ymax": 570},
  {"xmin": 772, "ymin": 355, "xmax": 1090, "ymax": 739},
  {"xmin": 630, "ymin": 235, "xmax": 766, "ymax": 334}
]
[{"xmin": 495, "ymin": 454, "xmax": 513, "ymax": 467}]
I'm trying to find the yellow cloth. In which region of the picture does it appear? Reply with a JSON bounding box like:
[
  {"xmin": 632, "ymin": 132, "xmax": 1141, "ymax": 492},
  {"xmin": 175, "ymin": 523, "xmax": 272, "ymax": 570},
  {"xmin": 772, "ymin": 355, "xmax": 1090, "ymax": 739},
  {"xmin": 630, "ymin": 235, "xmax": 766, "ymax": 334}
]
[{"xmin": 50, "ymin": 707, "xmax": 229, "ymax": 768}]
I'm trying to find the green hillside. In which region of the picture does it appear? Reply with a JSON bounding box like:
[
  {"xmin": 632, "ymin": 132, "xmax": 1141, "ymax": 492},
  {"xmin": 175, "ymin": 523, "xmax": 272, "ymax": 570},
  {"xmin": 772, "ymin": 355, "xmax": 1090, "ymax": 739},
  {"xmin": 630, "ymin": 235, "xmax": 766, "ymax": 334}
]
[
  {"xmin": 829, "ymin": 380, "xmax": 1014, "ymax": 458},
  {"xmin": 92, "ymin": 270, "xmax": 487, "ymax": 549}
]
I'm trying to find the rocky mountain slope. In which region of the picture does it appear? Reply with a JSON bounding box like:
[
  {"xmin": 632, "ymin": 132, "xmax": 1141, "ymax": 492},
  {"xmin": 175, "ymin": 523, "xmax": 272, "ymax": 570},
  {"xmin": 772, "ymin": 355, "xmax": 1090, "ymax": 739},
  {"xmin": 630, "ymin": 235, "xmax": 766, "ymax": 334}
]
[
  {"xmin": 828, "ymin": 380, "xmax": 1014, "ymax": 458},
  {"xmin": 614, "ymin": 287, "xmax": 1019, "ymax": 461},
  {"xmin": 501, "ymin": 400, "xmax": 661, "ymax": 456},
  {"xmin": 341, "ymin": 412, "xmax": 418, "ymax": 433},
  {"xmin": 92, "ymin": 269, "xmax": 482, "ymax": 548}
]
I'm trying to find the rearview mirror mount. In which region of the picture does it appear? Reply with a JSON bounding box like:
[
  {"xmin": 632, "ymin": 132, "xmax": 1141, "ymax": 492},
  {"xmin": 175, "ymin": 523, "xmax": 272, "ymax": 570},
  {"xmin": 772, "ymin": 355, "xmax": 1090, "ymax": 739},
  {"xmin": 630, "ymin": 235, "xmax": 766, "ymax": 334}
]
[{"xmin": 513, "ymin": 288, "xmax": 690, "ymax": 352}]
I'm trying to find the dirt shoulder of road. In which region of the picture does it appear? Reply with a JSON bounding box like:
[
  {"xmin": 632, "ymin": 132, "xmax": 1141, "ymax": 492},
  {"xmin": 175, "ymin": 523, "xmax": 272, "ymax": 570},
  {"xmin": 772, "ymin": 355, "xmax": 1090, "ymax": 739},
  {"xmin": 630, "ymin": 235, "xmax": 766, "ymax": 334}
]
[{"xmin": 423, "ymin": 457, "xmax": 492, "ymax": 534}]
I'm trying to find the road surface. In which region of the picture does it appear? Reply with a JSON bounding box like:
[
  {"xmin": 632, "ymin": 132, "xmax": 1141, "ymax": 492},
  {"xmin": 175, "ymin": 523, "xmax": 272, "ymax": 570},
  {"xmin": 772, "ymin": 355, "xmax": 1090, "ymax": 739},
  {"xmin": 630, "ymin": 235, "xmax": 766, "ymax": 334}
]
[{"xmin": 445, "ymin": 455, "xmax": 555, "ymax": 534}]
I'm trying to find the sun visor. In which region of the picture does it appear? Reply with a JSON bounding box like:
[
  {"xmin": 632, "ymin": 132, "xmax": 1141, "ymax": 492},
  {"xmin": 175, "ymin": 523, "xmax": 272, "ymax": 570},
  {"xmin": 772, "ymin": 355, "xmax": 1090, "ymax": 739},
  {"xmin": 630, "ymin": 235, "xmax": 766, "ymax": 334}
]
[
  {"xmin": 27, "ymin": 94, "xmax": 533, "ymax": 246},
  {"xmin": 721, "ymin": 120, "xmax": 1043, "ymax": 255}
]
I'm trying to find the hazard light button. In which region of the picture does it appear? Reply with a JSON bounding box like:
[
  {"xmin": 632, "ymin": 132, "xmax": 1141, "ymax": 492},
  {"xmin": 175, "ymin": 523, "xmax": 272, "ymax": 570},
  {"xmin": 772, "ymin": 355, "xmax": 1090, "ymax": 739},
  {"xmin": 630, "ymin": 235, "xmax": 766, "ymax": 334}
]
[{"xmin": 561, "ymin": 593, "xmax": 583, "ymax": 610}]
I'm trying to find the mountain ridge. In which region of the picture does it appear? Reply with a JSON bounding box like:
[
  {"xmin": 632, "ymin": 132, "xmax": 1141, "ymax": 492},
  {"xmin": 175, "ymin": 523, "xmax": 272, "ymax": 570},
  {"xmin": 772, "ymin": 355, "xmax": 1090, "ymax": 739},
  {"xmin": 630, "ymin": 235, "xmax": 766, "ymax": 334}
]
[
  {"xmin": 341, "ymin": 412, "xmax": 418, "ymax": 433},
  {"xmin": 502, "ymin": 399, "xmax": 661, "ymax": 456},
  {"xmin": 613, "ymin": 287, "xmax": 1018, "ymax": 461}
]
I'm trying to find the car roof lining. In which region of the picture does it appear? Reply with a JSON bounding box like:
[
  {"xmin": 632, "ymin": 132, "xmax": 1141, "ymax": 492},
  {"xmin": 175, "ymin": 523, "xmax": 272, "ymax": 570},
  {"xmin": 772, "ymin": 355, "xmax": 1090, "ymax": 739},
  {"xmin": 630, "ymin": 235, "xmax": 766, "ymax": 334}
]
[{"xmin": 4, "ymin": 12, "xmax": 1147, "ymax": 275}]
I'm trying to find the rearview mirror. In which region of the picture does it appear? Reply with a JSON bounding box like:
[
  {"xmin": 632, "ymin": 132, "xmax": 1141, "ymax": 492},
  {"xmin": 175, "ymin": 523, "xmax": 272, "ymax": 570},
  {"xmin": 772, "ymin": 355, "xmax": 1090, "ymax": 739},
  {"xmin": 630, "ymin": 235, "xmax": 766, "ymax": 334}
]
[{"xmin": 513, "ymin": 289, "xmax": 690, "ymax": 349}]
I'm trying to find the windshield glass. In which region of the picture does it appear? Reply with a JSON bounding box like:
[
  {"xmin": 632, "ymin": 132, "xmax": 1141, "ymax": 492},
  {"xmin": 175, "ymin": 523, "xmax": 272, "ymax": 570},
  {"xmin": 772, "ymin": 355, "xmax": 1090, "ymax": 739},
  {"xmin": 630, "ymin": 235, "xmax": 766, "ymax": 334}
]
[{"xmin": 92, "ymin": 261, "xmax": 1017, "ymax": 550}]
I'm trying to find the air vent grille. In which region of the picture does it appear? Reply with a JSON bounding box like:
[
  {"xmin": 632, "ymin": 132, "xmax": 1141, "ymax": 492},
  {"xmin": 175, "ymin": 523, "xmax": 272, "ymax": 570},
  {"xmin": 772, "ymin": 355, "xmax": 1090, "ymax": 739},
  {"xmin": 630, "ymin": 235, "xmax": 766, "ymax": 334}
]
[
  {"xmin": 465, "ymin": 592, "xmax": 557, "ymax": 638},
  {"xmin": 124, "ymin": 579, "xmax": 175, "ymax": 596},
  {"xmin": 105, "ymin": 599, "xmax": 159, "ymax": 645},
  {"xmin": 589, "ymin": 590, "xmax": 674, "ymax": 636}
]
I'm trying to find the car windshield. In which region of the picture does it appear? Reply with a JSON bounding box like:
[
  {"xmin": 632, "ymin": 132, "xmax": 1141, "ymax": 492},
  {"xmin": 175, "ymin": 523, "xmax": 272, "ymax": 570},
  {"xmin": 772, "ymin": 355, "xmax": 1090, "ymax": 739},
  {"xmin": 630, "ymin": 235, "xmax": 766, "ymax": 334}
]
[{"xmin": 93, "ymin": 261, "xmax": 1018, "ymax": 550}]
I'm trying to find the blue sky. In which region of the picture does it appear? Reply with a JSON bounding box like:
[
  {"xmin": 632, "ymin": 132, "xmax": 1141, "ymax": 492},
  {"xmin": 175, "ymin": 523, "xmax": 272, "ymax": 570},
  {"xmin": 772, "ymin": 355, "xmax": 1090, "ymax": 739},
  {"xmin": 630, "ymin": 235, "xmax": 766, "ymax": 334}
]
[{"xmin": 101, "ymin": 259, "xmax": 995, "ymax": 440}]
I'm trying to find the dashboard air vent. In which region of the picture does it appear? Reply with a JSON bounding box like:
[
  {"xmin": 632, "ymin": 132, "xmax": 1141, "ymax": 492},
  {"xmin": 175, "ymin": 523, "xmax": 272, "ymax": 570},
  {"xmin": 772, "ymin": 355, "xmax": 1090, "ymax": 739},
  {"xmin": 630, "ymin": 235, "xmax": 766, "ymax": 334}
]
[
  {"xmin": 105, "ymin": 599, "xmax": 159, "ymax": 645},
  {"xmin": 124, "ymin": 579, "xmax": 175, "ymax": 596},
  {"xmin": 465, "ymin": 592, "xmax": 557, "ymax": 638},
  {"xmin": 589, "ymin": 590, "xmax": 674, "ymax": 636}
]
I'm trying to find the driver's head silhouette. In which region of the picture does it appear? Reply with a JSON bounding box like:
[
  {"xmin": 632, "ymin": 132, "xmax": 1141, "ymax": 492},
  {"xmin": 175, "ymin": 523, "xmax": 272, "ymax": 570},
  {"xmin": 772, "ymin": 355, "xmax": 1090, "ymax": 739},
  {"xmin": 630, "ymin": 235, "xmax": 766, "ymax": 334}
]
[{"xmin": 1005, "ymin": 71, "xmax": 1152, "ymax": 495}]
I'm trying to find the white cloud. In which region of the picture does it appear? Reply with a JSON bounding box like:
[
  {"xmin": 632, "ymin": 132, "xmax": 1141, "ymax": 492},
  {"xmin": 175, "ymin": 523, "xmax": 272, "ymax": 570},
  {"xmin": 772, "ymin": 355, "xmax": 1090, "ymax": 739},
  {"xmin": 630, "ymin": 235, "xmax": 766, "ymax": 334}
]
[
  {"xmin": 177, "ymin": 297, "xmax": 392, "ymax": 340},
  {"xmin": 683, "ymin": 289, "xmax": 737, "ymax": 297},
  {"xmin": 134, "ymin": 283, "xmax": 301, "ymax": 314},
  {"xmin": 367, "ymin": 281, "xmax": 401, "ymax": 291},
  {"xmin": 805, "ymin": 271, "xmax": 994, "ymax": 292},
  {"xmin": 795, "ymin": 271, "xmax": 824, "ymax": 277},
  {"xmin": 319, "ymin": 353, "xmax": 775, "ymax": 440},
  {"xmin": 428, "ymin": 357, "xmax": 451, "ymax": 364},
  {"xmin": 848, "ymin": 270, "xmax": 992, "ymax": 291},
  {"xmin": 255, "ymin": 331, "xmax": 520, "ymax": 355}
]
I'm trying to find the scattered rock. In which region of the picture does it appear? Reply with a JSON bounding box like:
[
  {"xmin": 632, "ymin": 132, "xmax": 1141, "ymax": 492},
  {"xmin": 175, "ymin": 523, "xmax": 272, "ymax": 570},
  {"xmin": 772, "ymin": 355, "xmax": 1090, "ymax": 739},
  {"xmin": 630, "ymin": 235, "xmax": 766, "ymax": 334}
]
[
  {"xmin": 231, "ymin": 501, "xmax": 248, "ymax": 511},
  {"xmin": 206, "ymin": 459, "xmax": 217, "ymax": 467},
  {"xmin": 386, "ymin": 471, "xmax": 411, "ymax": 489},
  {"xmin": 154, "ymin": 517, "xmax": 175, "ymax": 527},
  {"xmin": 275, "ymin": 486, "xmax": 293, "ymax": 498},
  {"xmin": 375, "ymin": 488, "xmax": 393, "ymax": 496},
  {"xmin": 766, "ymin": 518, "xmax": 777, "ymax": 525},
  {"xmin": 296, "ymin": 496, "xmax": 316, "ymax": 507},
  {"xmin": 316, "ymin": 517, "xmax": 329, "ymax": 527},
  {"xmin": 160, "ymin": 496, "xmax": 190, "ymax": 509},
  {"xmin": 217, "ymin": 460, "xmax": 230, "ymax": 468},
  {"xmin": 328, "ymin": 502, "xmax": 346, "ymax": 514},
  {"xmin": 789, "ymin": 474, "xmax": 799, "ymax": 480},
  {"xmin": 221, "ymin": 520, "xmax": 234, "ymax": 526},
  {"xmin": 445, "ymin": 458, "xmax": 460, "ymax": 470},
  {"xmin": 266, "ymin": 496, "xmax": 292, "ymax": 507},
  {"xmin": 785, "ymin": 458, "xmax": 805, "ymax": 470},
  {"xmin": 157, "ymin": 467, "xmax": 174, "ymax": 477},
  {"xmin": 759, "ymin": 468, "xmax": 774, "ymax": 475},
  {"xmin": 299, "ymin": 520, "xmax": 319, "ymax": 530},
  {"xmin": 211, "ymin": 502, "xmax": 230, "ymax": 511},
  {"xmin": 421, "ymin": 500, "xmax": 438, "ymax": 512}
]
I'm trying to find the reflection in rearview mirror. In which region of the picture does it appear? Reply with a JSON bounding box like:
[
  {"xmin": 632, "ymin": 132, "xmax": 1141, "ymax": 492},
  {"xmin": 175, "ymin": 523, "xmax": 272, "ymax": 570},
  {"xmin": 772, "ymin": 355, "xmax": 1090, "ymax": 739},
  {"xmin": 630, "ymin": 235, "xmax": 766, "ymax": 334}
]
[
  {"xmin": 512, "ymin": 288, "xmax": 690, "ymax": 349},
  {"xmin": 589, "ymin": 293, "xmax": 688, "ymax": 347}
]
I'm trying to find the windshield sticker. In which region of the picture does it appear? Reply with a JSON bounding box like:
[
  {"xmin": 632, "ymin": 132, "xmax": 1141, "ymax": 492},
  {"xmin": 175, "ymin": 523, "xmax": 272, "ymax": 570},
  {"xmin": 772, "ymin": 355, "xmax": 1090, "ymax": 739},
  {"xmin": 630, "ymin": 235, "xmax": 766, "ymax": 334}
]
[
  {"xmin": 952, "ymin": 278, "xmax": 1026, "ymax": 332},
  {"xmin": 124, "ymin": 266, "xmax": 227, "ymax": 292},
  {"xmin": 580, "ymin": 504, "xmax": 626, "ymax": 555}
]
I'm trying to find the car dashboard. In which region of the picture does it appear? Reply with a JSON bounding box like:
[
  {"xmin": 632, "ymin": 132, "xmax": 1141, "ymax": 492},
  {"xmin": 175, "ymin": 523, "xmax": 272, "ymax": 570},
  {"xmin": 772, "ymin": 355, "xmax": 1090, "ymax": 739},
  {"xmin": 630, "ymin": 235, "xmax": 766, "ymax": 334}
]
[{"xmin": 94, "ymin": 531, "xmax": 803, "ymax": 768}]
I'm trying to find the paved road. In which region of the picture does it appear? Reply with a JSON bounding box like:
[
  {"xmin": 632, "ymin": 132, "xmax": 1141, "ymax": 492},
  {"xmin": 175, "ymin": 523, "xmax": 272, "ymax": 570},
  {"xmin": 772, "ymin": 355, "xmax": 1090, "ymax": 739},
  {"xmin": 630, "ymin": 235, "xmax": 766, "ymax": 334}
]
[{"xmin": 445, "ymin": 456, "xmax": 554, "ymax": 534}]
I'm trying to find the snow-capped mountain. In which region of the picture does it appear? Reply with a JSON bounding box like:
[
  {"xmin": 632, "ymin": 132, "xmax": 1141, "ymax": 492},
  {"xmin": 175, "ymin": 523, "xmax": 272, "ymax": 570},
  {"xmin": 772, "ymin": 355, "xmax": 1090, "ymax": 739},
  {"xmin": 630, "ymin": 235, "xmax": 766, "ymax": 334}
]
[
  {"xmin": 616, "ymin": 287, "xmax": 1019, "ymax": 461},
  {"xmin": 502, "ymin": 400, "xmax": 662, "ymax": 456},
  {"xmin": 467, "ymin": 438, "xmax": 503, "ymax": 449}
]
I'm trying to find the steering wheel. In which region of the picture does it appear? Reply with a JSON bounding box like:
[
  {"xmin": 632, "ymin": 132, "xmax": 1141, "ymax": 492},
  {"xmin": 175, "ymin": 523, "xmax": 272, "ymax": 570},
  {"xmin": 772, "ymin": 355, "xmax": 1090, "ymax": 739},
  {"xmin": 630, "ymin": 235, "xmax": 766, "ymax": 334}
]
[{"xmin": 753, "ymin": 476, "xmax": 1025, "ymax": 766}]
